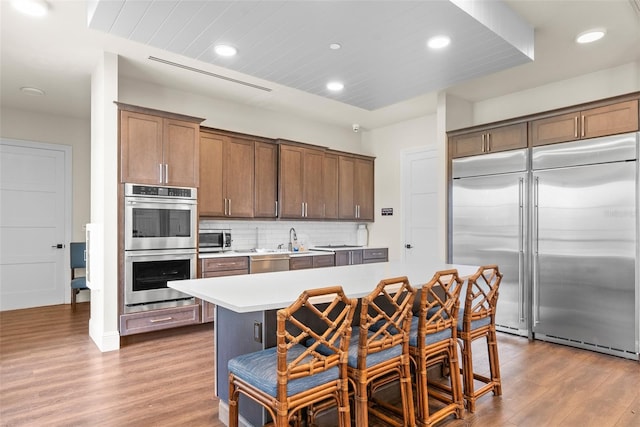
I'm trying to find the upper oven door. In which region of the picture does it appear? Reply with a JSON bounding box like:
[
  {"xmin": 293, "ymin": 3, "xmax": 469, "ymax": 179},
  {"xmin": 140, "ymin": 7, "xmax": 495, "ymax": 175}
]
[{"xmin": 125, "ymin": 196, "xmax": 197, "ymax": 250}]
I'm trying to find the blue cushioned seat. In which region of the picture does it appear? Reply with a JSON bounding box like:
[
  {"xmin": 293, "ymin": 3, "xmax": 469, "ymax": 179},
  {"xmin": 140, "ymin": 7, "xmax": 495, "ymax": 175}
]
[
  {"xmin": 71, "ymin": 276, "xmax": 86, "ymax": 289},
  {"xmin": 408, "ymin": 315, "xmax": 452, "ymax": 347},
  {"xmin": 457, "ymin": 308, "xmax": 491, "ymax": 331},
  {"xmin": 228, "ymin": 344, "xmax": 339, "ymax": 397}
]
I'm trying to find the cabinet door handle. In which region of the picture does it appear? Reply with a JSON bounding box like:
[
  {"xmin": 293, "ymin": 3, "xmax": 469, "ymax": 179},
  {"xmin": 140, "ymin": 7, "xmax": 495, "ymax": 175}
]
[
  {"xmin": 164, "ymin": 164, "xmax": 169, "ymax": 183},
  {"xmin": 487, "ymin": 133, "xmax": 491, "ymax": 152},
  {"xmin": 275, "ymin": 201, "xmax": 278, "ymax": 217},
  {"xmin": 159, "ymin": 164, "xmax": 163, "ymax": 183},
  {"xmin": 581, "ymin": 115, "xmax": 585, "ymax": 138},
  {"xmin": 481, "ymin": 134, "xmax": 485, "ymax": 152},
  {"xmin": 224, "ymin": 198, "xmax": 228, "ymax": 216},
  {"xmin": 574, "ymin": 116, "xmax": 578, "ymax": 138},
  {"xmin": 301, "ymin": 203, "xmax": 305, "ymax": 217},
  {"xmin": 228, "ymin": 199, "xmax": 231, "ymax": 216}
]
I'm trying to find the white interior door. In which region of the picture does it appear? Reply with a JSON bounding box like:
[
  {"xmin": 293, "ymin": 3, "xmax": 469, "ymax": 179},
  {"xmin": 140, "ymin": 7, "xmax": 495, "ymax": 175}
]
[
  {"xmin": 402, "ymin": 148, "xmax": 439, "ymax": 264},
  {"xmin": 1, "ymin": 139, "xmax": 70, "ymax": 310}
]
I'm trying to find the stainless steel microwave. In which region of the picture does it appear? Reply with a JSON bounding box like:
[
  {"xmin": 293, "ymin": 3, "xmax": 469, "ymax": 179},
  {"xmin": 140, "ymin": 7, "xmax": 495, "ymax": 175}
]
[{"xmin": 199, "ymin": 229, "xmax": 232, "ymax": 253}]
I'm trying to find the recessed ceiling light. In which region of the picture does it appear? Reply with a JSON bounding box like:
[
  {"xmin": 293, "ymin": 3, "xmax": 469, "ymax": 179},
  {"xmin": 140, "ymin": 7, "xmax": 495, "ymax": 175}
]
[
  {"xmin": 214, "ymin": 44, "xmax": 238, "ymax": 57},
  {"xmin": 20, "ymin": 86, "xmax": 46, "ymax": 96},
  {"xmin": 326, "ymin": 81, "xmax": 344, "ymax": 92},
  {"xmin": 427, "ymin": 35, "xmax": 451, "ymax": 49},
  {"xmin": 11, "ymin": 0, "xmax": 48, "ymax": 17},
  {"xmin": 329, "ymin": 43, "xmax": 342, "ymax": 50},
  {"xmin": 576, "ymin": 29, "xmax": 606, "ymax": 44}
]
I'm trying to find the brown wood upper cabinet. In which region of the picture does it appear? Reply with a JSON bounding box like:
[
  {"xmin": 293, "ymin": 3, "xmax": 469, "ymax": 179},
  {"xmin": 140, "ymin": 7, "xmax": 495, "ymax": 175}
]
[
  {"xmin": 323, "ymin": 153, "xmax": 339, "ymax": 219},
  {"xmin": 120, "ymin": 110, "xmax": 201, "ymax": 187},
  {"xmin": 338, "ymin": 155, "xmax": 374, "ymax": 221},
  {"xmin": 254, "ymin": 141, "xmax": 278, "ymax": 218},
  {"xmin": 450, "ymin": 122, "xmax": 527, "ymax": 158},
  {"xmin": 279, "ymin": 144, "xmax": 325, "ymax": 219},
  {"xmin": 530, "ymin": 100, "xmax": 639, "ymax": 146},
  {"xmin": 200, "ymin": 131, "xmax": 254, "ymax": 218}
]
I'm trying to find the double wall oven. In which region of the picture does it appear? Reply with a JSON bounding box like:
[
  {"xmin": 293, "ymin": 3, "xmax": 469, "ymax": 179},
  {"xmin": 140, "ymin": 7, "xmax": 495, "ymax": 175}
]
[{"xmin": 123, "ymin": 183, "xmax": 197, "ymax": 312}]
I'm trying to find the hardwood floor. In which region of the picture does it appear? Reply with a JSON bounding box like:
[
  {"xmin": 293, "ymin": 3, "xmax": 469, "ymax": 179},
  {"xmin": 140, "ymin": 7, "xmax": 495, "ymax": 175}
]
[{"xmin": 1, "ymin": 304, "xmax": 638, "ymax": 426}]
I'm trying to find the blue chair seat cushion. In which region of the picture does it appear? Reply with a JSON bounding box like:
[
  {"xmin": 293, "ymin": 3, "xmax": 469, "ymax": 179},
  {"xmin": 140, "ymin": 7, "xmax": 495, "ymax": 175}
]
[
  {"xmin": 228, "ymin": 344, "xmax": 339, "ymax": 397},
  {"xmin": 71, "ymin": 277, "xmax": 87, "ymax": 290},
  {"xmin": 457, "ymin": 308, "xmax": 491, "ymax": 332},
  {"xmin": 408, "ymin": 316, "xmax": 452, "ymax": 347}
]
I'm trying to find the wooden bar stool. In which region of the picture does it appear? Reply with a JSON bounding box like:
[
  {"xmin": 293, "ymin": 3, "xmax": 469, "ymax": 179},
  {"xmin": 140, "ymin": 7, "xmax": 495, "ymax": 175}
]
[
  {"xmin": 307, "ymin": 277, "xmax": 417, "ymax": 426},
  {"xmin": 349, "ymin": 276, "xmax": 417, "ymax": 427},
  {"xmin": 458, "ymin": 264, "xmax": 503, "ymax": 413},
  {"xmin": 409, "ymin": 269, "xmax": 464, "ymax": 426},
  {"xmin": 227, "ymin": 286, "xmax": 357, "ymax": 427}
]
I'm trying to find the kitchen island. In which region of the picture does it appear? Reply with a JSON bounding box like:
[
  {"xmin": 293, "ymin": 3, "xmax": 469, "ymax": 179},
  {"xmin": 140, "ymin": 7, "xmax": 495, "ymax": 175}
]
[{"xmin": 170, "ymin": 260, "xmax": 478, "ymax": 427}]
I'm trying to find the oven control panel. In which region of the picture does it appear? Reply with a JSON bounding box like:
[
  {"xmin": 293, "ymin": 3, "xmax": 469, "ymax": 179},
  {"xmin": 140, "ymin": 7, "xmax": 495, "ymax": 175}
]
[{"xmin": 125, "ymin": 184, "xmax": 196, "ymax": 199}]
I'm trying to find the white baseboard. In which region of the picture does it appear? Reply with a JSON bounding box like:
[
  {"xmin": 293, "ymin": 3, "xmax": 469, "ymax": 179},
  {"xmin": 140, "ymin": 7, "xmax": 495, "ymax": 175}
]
[
  {"xmin": 218, "ymin": 400, "xmax": 254, "ymax": 427},
  {"xmin": 89, "ymin": 318, "xmax": 120, "ymax": 352}
]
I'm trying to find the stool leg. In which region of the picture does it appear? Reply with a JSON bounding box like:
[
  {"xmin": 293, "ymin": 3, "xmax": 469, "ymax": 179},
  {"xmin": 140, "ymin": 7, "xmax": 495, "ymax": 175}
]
[
  {"xmin": 355, "ymin": 378, "xmax": 368, "ymax": 427},
  {"xmin": 228, "ymin": 375, "xmax": 239, "ymax": 427},
  {"xmin": 461, "ymin": 336, "xmax": 476, "ymax": 413},
  {"xmin": 488, "ymin": 329, "xmax": 502, "ymax": 396}
]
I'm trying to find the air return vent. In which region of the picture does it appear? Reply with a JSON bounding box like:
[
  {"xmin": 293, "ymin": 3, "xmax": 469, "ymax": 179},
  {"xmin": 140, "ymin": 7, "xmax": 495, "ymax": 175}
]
[{"xmin": 148, "ymin": 56, "xmax": 272, "ymax": 93}]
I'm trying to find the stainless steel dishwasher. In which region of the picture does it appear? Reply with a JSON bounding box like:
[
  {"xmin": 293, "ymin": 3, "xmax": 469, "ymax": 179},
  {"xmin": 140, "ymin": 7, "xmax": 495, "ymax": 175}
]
[{"xmin": 249, "ymin": 253, "xmax": 290, "ymax": 274}]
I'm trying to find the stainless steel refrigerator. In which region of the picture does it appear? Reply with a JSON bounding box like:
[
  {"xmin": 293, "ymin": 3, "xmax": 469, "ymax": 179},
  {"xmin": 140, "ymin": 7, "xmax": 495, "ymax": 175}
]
[
  {"xmin": 531, "ymin": 133, "xmax": 638, "ymax": 357},
  {"xmin": 451, "ymin": 133, "xmax": 639, "ymax": 359},
  {"xmin": 451, "ymin": 149, "xmax": 529, "ymax": 336}
]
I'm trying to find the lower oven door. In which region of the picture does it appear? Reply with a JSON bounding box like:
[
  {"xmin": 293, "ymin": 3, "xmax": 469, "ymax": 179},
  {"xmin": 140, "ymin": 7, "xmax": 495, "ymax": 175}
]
[{"xmin": 124, "ymin": 249, "xmax": 196, "ymax": 310}]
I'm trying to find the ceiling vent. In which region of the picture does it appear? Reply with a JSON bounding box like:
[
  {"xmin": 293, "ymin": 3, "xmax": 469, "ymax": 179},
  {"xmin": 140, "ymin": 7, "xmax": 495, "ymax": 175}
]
[{"xmin": 148, "ymin": 56, "xmax": 272, "ymax": 93}]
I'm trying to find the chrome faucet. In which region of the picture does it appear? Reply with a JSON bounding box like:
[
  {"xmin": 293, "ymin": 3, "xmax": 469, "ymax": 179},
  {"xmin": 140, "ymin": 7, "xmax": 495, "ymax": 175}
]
[{"xmin": 288, "ymin": 228, "xmax": 298, "ymax": 251}]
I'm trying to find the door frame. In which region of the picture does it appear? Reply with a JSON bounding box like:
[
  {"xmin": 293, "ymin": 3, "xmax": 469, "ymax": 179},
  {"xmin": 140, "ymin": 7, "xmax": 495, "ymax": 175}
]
[
  {"xmin": 401, "ymin": 145, "xmax": 439, "ymax": 263},
  {"xmin": 0, "ymin": 137, "xmax": 73, "ymax": 304}
]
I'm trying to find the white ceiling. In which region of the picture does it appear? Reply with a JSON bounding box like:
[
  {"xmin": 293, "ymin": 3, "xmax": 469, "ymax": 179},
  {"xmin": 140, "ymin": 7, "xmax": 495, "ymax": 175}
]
[{"xmin": 1, "ymin": 0, "xmax": 639, "ymax": 130}]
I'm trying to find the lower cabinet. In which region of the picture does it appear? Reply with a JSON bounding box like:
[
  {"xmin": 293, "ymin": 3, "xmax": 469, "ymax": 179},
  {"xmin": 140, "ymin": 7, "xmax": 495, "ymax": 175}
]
[
  {"xmin": 363, "ymin": 248, "xmax": 389, "ymax": 264},
  {"xmin": 289, "ymin": 254, "xmax": 336, "ymax": 270},
  {"xmin": 335, "ymin": 249, "xmax": 363, "ymax": 266},
  {"xmin": 313, "ymin": 254, "xmax": 335, "ymax": 268},
  {"xmin": 200, "ymin": 256, "xmax": 250, "ymax": 323},
  {"xmin": 119, "ymin": 304, "xmax": 201, "ymax": 336}
]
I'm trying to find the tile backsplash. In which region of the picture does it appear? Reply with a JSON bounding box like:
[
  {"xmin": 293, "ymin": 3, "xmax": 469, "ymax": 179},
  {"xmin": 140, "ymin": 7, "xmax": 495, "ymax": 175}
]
[{"xmin": 200, "ymin": 220, "xmax": 363, "ymax": 251}]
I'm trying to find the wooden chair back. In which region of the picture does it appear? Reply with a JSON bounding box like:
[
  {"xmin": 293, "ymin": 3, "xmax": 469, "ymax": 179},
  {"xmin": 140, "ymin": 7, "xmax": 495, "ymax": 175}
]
[
  {"xmin": 417, "ymin": 269, "xmax": 464, "ymax": 344},
  {"xmin": 276, "ymin": 286, "xmax": 356, "ymax": 396},
  {"xmin": 460, "ymin": 265, "xmax": 502, "ymax": 332},
  {"xmin": 356, "ymin": 276, "xmax": 416, "ymax": 370}
]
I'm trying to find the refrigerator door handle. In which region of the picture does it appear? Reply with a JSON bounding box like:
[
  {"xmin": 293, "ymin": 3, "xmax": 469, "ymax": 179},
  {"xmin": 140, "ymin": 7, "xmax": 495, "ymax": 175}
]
[
  {"xmin": 518, "ymin": 177, "xmax": 525, "ymax": 322},
  {"xmin": 533, "ymin": 176, "xmax": 540, "ymax": 326}
]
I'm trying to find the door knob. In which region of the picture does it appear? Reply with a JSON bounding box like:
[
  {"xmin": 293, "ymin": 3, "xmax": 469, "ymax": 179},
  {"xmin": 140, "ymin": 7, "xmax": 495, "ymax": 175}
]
[
  {"xmin": 405, "ymin": 244, "xmax": 413, "ymax": 249},
  {"xmin": 51, "ymin": 243, "xmax": 64, "ymax": 249}
]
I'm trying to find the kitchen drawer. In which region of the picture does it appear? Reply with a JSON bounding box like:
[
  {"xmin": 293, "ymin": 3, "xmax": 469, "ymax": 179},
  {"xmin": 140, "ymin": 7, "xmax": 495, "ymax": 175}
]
[
  {"xmin": 202, "ymin": 269, "xmax": 248, "ymax": 278},
  {"xmin": 202, "ymin": 256, "xmax": 249, "ymax": 273},
  {"xmin": 313, "ymin": 254, "xmax": 335, "ymax": 268},
  {"xmin": 363, "ymin": 248, "xmax": 388, "ymax": 263},
  {"xmin": 119, "ymin": 304, "xmax": 201, "ymax": 336},
  {"xmin": 290, "ymin": 256, "xmax": 313, "ymax": 270}
]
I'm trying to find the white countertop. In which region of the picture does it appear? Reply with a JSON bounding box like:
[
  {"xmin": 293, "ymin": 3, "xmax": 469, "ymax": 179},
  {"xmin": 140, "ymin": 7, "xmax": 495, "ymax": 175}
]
[{"xmin": 169, "ymin": 261, "xmax": 478, "ymax": 313}]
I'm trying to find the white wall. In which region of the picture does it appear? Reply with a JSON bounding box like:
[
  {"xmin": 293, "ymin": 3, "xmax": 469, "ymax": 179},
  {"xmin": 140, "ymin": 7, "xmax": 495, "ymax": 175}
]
[
  {"xmin": 472, "ymin": 60, "xmax": 640, "ymax": 126},
  {"xmin": 0, "ymin": 107, "xmax": 90, "ymax": 242},
  {"xmin": 118, "ymin": 78, "xmax": 363, "ymax": 155},
  {"xmin": 89, "ymin": 52, "xmax": 120, "ymax": 352},
  {"xmin": 363, "ymin": 114, "xmax": 438, "ymax": 261}
]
